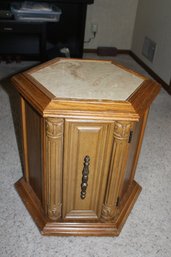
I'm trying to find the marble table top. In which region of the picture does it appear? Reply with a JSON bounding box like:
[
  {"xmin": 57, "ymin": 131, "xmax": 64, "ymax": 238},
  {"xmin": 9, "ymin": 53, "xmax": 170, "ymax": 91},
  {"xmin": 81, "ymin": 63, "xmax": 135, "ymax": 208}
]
[{"xmin": 30, "ymin": 59, "xmax": 144, "ymax": 101}]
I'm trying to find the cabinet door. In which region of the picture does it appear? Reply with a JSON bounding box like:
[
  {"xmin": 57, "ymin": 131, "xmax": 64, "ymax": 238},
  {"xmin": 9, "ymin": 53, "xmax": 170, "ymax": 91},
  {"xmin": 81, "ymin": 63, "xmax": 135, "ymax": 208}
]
[{"xmin": 63, "ymin": 119, "xmax": 114, "ymax": 220}]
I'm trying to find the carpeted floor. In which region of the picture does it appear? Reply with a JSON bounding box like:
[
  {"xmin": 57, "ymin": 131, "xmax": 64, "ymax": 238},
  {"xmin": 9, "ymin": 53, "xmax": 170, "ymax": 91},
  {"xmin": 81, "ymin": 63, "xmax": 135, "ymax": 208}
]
[{"xmin": 0, "ymin": 54, "xmax": 171, "ymax": 257}]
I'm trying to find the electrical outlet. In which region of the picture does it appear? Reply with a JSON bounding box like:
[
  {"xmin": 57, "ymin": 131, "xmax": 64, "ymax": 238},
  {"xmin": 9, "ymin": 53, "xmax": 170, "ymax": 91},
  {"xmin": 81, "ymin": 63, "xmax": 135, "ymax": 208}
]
[{"xmin": 91, "ymin": 23, "xmax": 98, "ymax": 34}]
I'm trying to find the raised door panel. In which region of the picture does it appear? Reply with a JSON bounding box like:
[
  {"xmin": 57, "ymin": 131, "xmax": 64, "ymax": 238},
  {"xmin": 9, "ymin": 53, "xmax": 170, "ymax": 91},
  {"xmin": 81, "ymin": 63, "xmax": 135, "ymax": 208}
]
[{"xmin": 63, "ymin": 119, "xmax": 114, "ymax": 220}]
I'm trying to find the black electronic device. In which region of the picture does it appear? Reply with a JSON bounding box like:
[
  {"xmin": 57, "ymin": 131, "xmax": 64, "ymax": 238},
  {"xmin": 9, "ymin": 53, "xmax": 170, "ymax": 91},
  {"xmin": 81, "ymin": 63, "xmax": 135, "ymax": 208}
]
[
  {"xmin": 0, "ymin": 9, "xmax": 13, "ymax": 19},
  {"xmin": 0, "ymin": 0, "xmax": 94, "ymax": 60}
]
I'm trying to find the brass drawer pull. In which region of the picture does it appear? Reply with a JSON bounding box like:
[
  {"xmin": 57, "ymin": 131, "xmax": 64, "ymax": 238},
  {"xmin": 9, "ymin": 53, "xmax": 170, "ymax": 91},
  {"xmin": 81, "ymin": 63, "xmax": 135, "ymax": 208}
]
[{"xmin": 80, "ymin": 155, "xmax": 90, "ymax": 199}]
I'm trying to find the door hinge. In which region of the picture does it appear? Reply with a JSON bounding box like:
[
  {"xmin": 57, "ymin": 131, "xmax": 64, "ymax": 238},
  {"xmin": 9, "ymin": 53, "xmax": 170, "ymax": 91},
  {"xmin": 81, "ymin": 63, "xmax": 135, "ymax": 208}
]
[
  {"xmin": 116, "ymin": 196, "xmax": 120, "ymax": 207},
  {"xmin": 128, "ymin": 130, "xmax": 133, "ymax": 143}
]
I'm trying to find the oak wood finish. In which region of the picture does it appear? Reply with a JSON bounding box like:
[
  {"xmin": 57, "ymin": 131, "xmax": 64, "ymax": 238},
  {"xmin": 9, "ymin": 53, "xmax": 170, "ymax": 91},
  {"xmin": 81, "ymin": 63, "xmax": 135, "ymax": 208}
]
[
  {"xmin": 120, "ymin": 109, "xmax": 149, "ymax": 198},
  {"xmin": 11, "ymin": 58, "xmax": 160, "ymax": 236},
  {"xmin": 45, "ymin": 118, "xmax": 64, "ymax": 221},
  {"xmin": 101, "ymin": 121, "xmax": 132, "ymax": 221},
  {"xmin": 15, "ymin": 177, "xmax": 141, "ymax": 236},
  {"xmin": 20, "ymin": 97, "xmax": 29, "ymax": 183},
  {"xmin": 25, "ymin": 101, "xmax": 43, "ymax": 202},
  {"xmin": 20, "ymin": 96, "xmax": 43, "ymax": 202},
  {"xmin": 63, "ymin": 119, "xmax": 114, "ymax": 220}
]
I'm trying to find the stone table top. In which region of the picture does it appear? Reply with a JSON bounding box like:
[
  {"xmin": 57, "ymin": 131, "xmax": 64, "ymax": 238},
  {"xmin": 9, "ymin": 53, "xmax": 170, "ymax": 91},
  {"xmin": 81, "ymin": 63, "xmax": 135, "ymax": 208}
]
[{"xmin": 30, "ymin": 59, "xmax": 144, "ymax": 101}]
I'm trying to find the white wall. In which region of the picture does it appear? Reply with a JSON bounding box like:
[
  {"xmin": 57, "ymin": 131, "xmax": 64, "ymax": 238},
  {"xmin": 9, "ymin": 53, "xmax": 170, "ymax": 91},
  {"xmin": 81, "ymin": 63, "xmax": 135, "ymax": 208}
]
[
  {"xmin": 132, "ymin": 0, "xmax": 171, "ymax": 84},
  {"xmin": 84, "ymin": 0, "xmax": 139, "ymax": 50}
]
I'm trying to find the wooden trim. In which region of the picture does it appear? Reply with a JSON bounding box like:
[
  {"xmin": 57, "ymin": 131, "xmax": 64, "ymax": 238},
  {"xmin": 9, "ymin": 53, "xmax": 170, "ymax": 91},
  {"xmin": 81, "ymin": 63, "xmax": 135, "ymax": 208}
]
[
  {"xmin": 41, "ymin": 118, "xmax": 47, "ymax": 211},
  {"xmin": 130, "ymin": 51, "xmax": 171, "ymax": 95},
  {"xmin": 129, "ymin": 109, "xmax": 149, "ymax": 185},
  {"xmin": 15, "ymin": 177, "xmax": 141, "ymax": 236},
  {"xmin": 44, "ymin": 100, "xmax": 139, "ymax": 121},
  {"xmin": 128, "ymin": 79, "xmax": 160, "ymax": 118},
  {"xmin": 84, "ymin": 49, "xmax": 131, "ymax": 55},
  {"xmin": 11, "ymin": 74, "xmax": 52, "ymax": 115},
  {"xmin": 117, "ymin": 50, "xmax": 131, "ymax": 55},
  {"xmin": 101, "ymin": 121, "xmax": 132, "ymax": 221},
  {"xmin": 12, "ymin": 57, "xmax": 159, "ymax": 120},
  {"xmin": 15, "ymin": 178, "xmax": 47, "ymax": 231},
  {"xmin": 20, "ymin": 97, "xmax": 29, "ymax": 182},
  {"xmin": 114, "ymin": 180, "xmax": 142, "ymax": 234},
  {"xmin": 45, "ymin": 118, "xmax": 64, "ymax": 221}
]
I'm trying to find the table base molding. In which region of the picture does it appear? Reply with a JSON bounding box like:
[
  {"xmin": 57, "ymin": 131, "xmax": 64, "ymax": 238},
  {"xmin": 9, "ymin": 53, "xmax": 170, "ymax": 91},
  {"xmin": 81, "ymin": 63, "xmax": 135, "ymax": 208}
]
[{"xmin": 15, "ymin": 177, "xmax": 141, "ymax": 236}]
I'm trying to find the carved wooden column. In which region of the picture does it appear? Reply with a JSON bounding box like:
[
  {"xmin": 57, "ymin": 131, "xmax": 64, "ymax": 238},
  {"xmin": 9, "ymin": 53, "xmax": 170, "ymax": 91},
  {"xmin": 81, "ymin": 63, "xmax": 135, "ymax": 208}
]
[
  {"xmin": 101, "ymin": 121, "xmax": 132, "ymax": 222},
  {"xmin": 45, "ymin": 118, "xmax": 64, "ymax": 221}
]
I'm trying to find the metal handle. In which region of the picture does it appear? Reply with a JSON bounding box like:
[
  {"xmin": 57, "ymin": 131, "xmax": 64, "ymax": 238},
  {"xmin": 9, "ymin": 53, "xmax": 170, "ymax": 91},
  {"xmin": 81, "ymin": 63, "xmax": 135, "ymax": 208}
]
[{"xmin": 80, "ymin": 155, "xmax": 90, "ymax": 199}]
